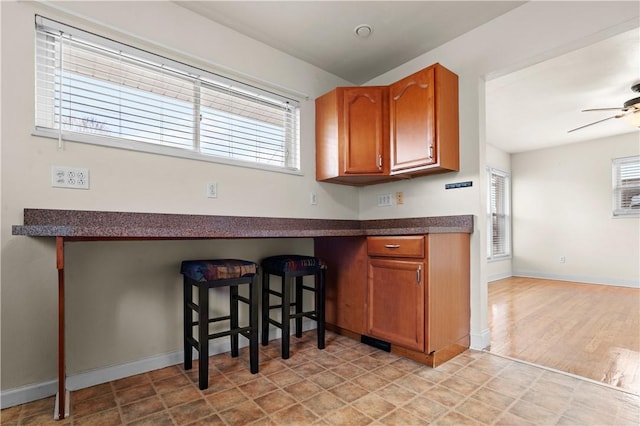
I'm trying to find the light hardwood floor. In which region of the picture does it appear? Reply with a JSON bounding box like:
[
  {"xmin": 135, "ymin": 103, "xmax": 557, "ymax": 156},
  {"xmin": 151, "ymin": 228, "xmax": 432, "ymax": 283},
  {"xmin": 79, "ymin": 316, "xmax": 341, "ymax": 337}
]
[{"xmin": 488, "ymin": 276, "xmax": 640, "ymax": 395}]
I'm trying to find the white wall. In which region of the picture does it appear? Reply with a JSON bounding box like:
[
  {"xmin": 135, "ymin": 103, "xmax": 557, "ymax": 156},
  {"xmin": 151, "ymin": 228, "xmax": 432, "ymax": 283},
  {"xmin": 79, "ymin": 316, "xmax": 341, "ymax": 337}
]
[
  {"xmin": 512, "ymin": 133, "xmax": 640, "ymax": 287},
  {"xmin": 486, "ymin": 144, "xmax": 513, "ymax": 281},
  {"xmin": 1, "ymin": 0, "xmax": 638, "ymax": 407}
]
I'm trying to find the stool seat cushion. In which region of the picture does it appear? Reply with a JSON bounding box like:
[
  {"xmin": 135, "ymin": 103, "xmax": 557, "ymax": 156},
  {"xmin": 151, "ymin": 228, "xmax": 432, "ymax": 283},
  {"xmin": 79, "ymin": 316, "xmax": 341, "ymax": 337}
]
[
  {"xmin": 262, "ymin": 255, "xmax": 327, "ymax": 273},
  {"xmin": 181, "ymin": 259, "xmax": 258, "ymax": 282}
]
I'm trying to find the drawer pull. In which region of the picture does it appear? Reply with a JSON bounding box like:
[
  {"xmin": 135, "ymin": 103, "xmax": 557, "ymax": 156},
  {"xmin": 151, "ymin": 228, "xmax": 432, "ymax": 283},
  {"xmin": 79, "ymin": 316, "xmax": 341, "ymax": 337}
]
[{"xmin": 384, "ymin": 244, "xmax": 401, "ymax": 249}]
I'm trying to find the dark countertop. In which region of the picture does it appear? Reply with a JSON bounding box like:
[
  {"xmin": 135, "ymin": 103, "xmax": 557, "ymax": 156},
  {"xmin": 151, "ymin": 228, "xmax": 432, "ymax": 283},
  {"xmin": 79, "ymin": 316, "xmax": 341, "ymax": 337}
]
[{"xmin": 12, "ymin": 209, "xmax": 474, "ymax": 239}]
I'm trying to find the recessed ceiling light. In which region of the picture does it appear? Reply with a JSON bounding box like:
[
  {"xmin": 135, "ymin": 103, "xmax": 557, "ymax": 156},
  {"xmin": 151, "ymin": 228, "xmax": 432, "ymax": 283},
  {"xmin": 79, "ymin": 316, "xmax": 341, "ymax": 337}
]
[{"xmin": 354, "ymin": 24, "xmax": 373, "ymax": 38}]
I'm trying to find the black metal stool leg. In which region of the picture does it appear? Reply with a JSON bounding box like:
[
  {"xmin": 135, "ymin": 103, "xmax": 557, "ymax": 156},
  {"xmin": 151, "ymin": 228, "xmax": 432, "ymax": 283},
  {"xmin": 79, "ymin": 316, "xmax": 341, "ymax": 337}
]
[
  {"xmin": 295, "ymin": 276, "xmax": 303, "ymax": 338},
  {"xmin": 230, "ymin": 284, "xmax": 239, "ymax": 358},
  {"xmin": 184, "ymin": 278, "xmax": 193, "ymax": 371},
  {"xmin": 261, "ymin": 270, "xmax": 270, "ymax": 346},
  {"xmin": 281, "ymin": 274, "xmax": 291, "ymax": 359},
  {"xmin": 197, "ymin": 283, "xmax": 209, "ymax": 390}
]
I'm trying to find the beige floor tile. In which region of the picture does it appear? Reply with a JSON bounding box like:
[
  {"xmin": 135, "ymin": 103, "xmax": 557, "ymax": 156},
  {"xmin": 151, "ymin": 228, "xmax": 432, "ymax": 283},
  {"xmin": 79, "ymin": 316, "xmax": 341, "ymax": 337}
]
[
  {"xmin": 269, "ymin": 403, "xmax": 319, "ymax": 425},
  {"xmin": 328, "ymin": 381, "xmax": 371, "ymax": 403},
  {"xmin": 351, "ymin": 392, "xmax": 397, "ymax": 420},
  {"xmin": 322, "ymin": 405, "xmax": 373, "ymax": 426},
  {"xmin": 402, "ymin": 395, "xmax": 448, "ymax": 423},
  {"xmin": 300, "ymin": 390, "xmax": 346, "ymax": 417},
  {"xmin": 455, "ymin": 397, "xmax": 503, "ymax": 425},
  {"xmin": 253, "ymin": 389, "xmax": 296, "ymax": 414},
  {"xmin": 217, "ymin": 399, "xmax": 266, "ymax": 425}
]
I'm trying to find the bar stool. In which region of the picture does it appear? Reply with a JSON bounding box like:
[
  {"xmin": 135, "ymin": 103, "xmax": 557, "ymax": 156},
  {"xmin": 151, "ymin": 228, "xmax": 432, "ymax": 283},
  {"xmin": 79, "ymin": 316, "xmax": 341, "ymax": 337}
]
[
  {"xmin": 261, "ymin": 255, "xmax": 326, "ymax": 359},
  {"xmin": 180, "ymin": 259, "xmax": 259, "ymax": 390}
]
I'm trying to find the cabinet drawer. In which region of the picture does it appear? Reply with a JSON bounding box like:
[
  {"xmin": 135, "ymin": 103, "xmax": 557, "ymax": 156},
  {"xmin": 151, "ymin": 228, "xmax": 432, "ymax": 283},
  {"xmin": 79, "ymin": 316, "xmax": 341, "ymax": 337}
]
[{"xmin": 367, "ymin": 236, "xmax": 425, "ymax": 258}]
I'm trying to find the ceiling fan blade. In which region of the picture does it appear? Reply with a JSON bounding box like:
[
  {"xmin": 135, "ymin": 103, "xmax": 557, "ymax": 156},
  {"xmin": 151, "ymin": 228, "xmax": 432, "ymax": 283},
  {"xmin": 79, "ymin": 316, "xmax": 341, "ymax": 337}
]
[
  {"xmin": 582, "ymin": 107, "xmax": 622, "ymax": 112},
  {"xmin": 567, "ymin": 113, "xmax": 625, "ymax": 133}
]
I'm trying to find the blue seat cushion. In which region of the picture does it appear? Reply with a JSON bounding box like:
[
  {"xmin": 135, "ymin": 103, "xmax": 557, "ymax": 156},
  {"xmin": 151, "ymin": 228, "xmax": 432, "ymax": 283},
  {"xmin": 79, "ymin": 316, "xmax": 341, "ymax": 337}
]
[
  {"xmin": 261, "ymin": 255, "xmax": 327, "ymax": 273},
  {"xmin": 180, "ymin": 259, "xmax": 258, "ymax": 282}
]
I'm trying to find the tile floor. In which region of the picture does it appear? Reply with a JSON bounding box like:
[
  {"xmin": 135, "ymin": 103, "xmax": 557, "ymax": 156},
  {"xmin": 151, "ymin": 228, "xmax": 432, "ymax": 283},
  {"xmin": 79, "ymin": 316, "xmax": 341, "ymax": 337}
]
[{"xmin": 2, "ymin": 331, "xmax": 639, "ymax": 425}]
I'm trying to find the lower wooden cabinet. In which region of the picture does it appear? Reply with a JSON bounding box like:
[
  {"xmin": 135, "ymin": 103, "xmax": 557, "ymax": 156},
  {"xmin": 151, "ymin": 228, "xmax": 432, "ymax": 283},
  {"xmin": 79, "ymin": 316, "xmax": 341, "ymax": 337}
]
[
  {"xmin": 315, "ymin": 232, "xmax": 470, "ymax": 367},
  {"xmin": 367, "ymin": 258, "xmax": 425, "ymax": 351}
]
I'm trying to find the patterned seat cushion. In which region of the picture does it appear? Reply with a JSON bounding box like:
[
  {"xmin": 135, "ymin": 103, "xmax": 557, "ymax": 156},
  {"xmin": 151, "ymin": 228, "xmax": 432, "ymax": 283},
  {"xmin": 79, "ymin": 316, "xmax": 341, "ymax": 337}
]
[
  {"xmin": 180, "ymin": 259, "xmax": 258, "ymax": 282},
  {"xmin": 261, "ymin": 255, "xmax": 327, "ymax": 273}
]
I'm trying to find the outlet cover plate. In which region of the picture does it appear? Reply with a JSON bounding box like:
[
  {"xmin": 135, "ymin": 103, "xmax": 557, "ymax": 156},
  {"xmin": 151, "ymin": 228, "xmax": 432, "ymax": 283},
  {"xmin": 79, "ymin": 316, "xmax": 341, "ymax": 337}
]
[{"xmin": 51, "ymin": 166, "xmax": 89, "ymax": 189}]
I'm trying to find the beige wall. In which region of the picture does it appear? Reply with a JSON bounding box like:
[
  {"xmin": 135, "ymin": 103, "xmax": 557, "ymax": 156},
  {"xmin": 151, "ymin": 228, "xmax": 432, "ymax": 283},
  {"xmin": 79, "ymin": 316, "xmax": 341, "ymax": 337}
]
[
  {"xmin": 1, "ymin": 0, "xmax": 638, "ymax": 405},
  {"xmin": 512, "ymin": 133, "xmax": 640, "ymax": 287}
]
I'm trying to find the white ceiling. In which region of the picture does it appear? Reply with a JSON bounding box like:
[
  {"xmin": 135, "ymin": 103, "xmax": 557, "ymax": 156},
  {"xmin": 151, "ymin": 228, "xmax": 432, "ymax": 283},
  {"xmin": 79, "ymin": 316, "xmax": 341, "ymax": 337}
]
[
  {"xmin": 175, "ymin": 1, "xmax": 640, "ymax": 153},
  {"xmin": 486, "ymin": 28, "xmax": 640, "ymax": 153}
]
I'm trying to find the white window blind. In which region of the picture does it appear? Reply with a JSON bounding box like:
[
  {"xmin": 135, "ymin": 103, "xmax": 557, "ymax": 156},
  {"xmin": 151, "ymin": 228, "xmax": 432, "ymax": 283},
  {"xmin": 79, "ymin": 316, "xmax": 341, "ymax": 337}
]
[
  {"xmin": 613, "ymin": 156, "xmax": 640, "ymax": 217},
  {"xmin": 34, "ymin": 15, "xmax": 300, "ymax": 172},
  {"xmin": 487, "ymin": 167, "xmax": 511, "ymax": 260}
]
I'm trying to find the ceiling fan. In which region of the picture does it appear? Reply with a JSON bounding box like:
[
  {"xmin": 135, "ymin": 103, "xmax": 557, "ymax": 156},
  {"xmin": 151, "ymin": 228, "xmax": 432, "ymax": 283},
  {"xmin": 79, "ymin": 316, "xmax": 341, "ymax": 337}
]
[{"xmin": 568, "ymin": 83, "xmax": 640, "ymax": 133}]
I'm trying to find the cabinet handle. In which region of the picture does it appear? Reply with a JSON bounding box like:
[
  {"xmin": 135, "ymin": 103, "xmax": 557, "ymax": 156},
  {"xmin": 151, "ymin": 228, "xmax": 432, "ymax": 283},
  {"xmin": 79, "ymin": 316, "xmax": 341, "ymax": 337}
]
[
  {"xmin": 384, "ymin": 244, "xmax": 401, "ymax": 249},
  {"xmin": 427, "ymin": 145, "xmax": 434, "ymax": 160},
  {"xmin": 378, "ymin": 154, "xmax": 382, "ymax": 168},
  {"xmin": 417, "ymin": 265, "xmax": 422, "ymax": 284}
]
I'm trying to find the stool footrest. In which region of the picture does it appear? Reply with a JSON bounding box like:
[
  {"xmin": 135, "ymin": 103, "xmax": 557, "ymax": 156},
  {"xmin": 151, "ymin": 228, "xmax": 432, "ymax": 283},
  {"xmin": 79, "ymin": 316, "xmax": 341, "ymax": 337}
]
[
  {"xmin": 209, "ymin": 326, "xmax": 253, "ymax": 341},
  {"xmin": 235, "ymin": 295, "xmax": 250, "ymax": 305}
]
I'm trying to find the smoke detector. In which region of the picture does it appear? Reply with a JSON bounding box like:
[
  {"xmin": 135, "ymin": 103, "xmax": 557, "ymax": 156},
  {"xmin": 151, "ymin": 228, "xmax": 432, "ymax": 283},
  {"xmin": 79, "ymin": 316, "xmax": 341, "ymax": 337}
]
[{"xmin": 354, "ymin": 24, "xmax": 373, "ymax": 38}]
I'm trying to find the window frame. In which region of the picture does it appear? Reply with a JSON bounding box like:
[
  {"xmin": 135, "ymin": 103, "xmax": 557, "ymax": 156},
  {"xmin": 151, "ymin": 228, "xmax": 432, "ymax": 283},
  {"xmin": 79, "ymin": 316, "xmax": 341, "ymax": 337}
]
[
  {"xmin": 33, "ymin": 15, "xmax": 302, "ymax": 175},
  {"xmin": 487, "ymin": 167, "xmax": 512, "ymax": 261},
  {"xmin": 612, "ymin": 155, "xmax": 640, "ymax": 218}
]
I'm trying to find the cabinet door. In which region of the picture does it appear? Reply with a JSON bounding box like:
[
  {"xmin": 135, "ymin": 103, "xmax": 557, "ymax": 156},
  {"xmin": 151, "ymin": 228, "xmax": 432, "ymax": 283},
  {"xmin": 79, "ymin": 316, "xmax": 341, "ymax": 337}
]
[
  {"xmin": 389, "ymin": 66, "xmax": 436, "ymax": 172},
  {"xmin": 342, "ymin": 87, "xmax": 388, "ymax": 175},
  {"xmin": 367, "ymin": 258, "xmax": 425, "ymax": 351}
]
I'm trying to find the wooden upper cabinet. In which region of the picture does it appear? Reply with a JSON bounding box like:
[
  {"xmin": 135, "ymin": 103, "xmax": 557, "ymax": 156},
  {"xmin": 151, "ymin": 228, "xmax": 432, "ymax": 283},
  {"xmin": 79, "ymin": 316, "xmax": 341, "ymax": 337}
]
[
  {"xmin": 390, "ymin": 63, "xmax": 459, "ymax": 175},
  {"xmin": 315, "ymin": 86, "xmax": 390, "ymax": 185},
  {"xmin": 315, "ymin": 62, "xmax": 459, "ymax": 186}
]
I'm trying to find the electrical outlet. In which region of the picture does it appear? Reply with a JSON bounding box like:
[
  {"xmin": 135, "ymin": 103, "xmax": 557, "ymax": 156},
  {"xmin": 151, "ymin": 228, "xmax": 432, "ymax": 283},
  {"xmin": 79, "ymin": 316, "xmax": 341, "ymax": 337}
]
[
  {"xmin": 560, "ymin": 256, "xmax": 566, "ymax": 263},
  {"xmin": 396, "ymin": 191, "xmax": 404, "ymax": 204},
  {"xmin": 207, "ymin": 182, "xmax": 218, "ymax": 198},
  {"xmin": 310, "ymin": 192, "xmax": 318, "ymax": 205},
  {"xmin": 51, "ymin": 166, "xmax": 89, "ymax": 189},
  {"xmin": 377, "ymin": 193, "xmax": 393, "ymax": 207}
]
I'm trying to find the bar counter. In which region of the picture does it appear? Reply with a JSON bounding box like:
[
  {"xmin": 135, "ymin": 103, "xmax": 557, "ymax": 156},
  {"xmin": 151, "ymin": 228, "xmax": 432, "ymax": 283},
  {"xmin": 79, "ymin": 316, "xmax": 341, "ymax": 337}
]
[
  {"xmin": 12, "ymin": 208, "xmax": 474, "ymax": 238},
  {"xmin": 11, "ymin": 208, "xmax": 473, "ymax": 420}
]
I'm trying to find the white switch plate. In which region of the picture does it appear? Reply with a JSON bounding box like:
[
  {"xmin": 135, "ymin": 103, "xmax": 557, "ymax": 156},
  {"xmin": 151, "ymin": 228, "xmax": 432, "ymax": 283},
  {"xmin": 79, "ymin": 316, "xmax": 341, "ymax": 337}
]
[
  {"xmin": 310, "ymin": 192, "xmax": 318, "ymax": 205},
  {"xmin": 51, "ymin": 166, "xmax": 89, "ymax": 189},
  {"xmin": 207, "ymin": 182, "xmax": 218, "ymax": 198}
]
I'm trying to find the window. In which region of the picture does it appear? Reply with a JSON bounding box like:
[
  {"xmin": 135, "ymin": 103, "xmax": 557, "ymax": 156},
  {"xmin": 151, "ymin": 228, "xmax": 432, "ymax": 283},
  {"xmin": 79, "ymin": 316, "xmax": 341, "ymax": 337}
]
[
  {"xmin": 487, "ymin": 167, "xmax": 511, "ymax": 260},
  {"xmin": 34, "ymin": 16, "xmax": 300, "ymax": 172},
  {"xmin": 613, "ymin": 156, "xmax": 640, "ymax": 217}
]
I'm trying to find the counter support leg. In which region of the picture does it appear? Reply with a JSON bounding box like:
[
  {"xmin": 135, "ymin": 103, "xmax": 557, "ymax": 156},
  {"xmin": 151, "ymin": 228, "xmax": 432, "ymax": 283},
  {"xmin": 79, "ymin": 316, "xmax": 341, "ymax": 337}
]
[{"xmin": 54, "ymin": 237, "xmax": 68, "ymax": 420}]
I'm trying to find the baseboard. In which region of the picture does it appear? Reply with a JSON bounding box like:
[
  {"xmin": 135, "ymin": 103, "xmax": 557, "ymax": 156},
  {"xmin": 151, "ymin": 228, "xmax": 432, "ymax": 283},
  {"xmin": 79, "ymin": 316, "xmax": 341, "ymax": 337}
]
[
  {"xmin": 1, "ymin": 319, "xmax": 317, "ymax": 409},
  {"xmin": 488, "ymin": 272, "xmax": 513, "ymax": 282},
  {"xmin": 470, "ymin": 328, "xmax": 491, "ymax": 351},
  {"xmin": 513, "ymin": 271, "xmax": 639, "ymax": 288}
]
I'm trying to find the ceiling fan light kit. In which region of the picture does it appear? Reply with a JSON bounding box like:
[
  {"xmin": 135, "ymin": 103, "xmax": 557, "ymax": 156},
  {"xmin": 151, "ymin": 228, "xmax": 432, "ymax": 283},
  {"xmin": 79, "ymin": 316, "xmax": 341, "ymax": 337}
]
[{"xmin": 568, "ymin": 83, "xmax": 640, "ymax": 132}]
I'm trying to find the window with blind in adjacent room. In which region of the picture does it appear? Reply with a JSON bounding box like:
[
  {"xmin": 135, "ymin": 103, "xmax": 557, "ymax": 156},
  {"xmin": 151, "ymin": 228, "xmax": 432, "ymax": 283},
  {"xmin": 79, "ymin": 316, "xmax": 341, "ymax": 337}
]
[
  {"xmin": 613, "ymin": 155, "xmax": 640, "ymax": 217},
  {"xmin": 34, "ymin": 16, "xmax": 301, "ymax": 173},
  {"xmin": 487, "ymin": 167, "xmax": 511, "ymax": 260}
]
